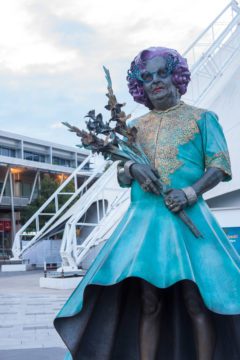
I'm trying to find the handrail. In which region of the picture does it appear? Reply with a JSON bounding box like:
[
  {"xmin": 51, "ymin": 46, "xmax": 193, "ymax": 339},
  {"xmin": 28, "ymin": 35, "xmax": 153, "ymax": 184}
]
[
  {"xmin": 183, "ymin": 0, "xmax": 240, "ymax": 71},
  {"xmin": 184, "ymin": 1, "xmax": 238, "ymax": 56},
  {"xmin": 182, "ymin": 0, "xmax": 240, "ymax": 105},
  {"xmin": 59, "ymin": 162, "xmax": 130, "ymax": 270},
  {"xmin": 60, "ymin": 162, "xmax": 119, "ymax": 254},
  {"xmin": 75, "ymin": 190, "xmax": 129, "ymax": 266},
  {"xmin": 12, "ymin": 154, "xmax": 96, "ymax": 258},
  {"xmin": 191, "ymin": 13, "xmax": 240, "ymax": 76}
]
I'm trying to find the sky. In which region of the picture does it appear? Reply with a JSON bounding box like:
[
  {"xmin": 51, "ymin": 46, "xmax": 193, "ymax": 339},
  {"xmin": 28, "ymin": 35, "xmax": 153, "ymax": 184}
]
[{"xmin": 0, "ymin": 0, "xmax": 232, "ymax": 148}]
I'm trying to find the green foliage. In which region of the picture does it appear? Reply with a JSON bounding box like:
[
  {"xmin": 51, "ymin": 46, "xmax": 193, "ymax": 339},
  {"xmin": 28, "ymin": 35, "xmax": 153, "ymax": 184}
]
[{"xmin": 21, "ymin": 174, "xmax": 75, "ymax": 229}]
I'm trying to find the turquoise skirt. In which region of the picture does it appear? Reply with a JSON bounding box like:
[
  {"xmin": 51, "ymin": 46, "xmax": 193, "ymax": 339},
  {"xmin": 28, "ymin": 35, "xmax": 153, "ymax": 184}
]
[{"xmin": 54, "ymin": 181, "xmax": 240, "ymax": 359}]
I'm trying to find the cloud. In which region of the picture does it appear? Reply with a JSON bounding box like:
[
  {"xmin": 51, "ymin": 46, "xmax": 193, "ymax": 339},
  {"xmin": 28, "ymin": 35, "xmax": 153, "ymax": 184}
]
[
  {"xmin": 0, "ymin": 2, "xmax": 79, "ymax": 72},
  {"xmin": 50, "ymin": 121, "xmax": 64, "ymax": 129},
  {"xmin": 0, "ymin": 0, "xmax": 231, "ymax": 146}
]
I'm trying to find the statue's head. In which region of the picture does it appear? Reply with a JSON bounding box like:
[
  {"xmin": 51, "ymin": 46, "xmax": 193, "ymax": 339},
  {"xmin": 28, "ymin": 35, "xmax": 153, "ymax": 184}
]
[{"xmin": 127, "ymin": 47, "xmax": 191, "ymax": 110}]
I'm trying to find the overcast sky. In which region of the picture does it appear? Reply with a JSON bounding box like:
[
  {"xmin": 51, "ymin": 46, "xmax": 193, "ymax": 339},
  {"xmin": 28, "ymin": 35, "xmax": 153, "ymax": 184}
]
[{"xmin": 0, "ymin": 0, "xmax": 231, "ymax": 148}]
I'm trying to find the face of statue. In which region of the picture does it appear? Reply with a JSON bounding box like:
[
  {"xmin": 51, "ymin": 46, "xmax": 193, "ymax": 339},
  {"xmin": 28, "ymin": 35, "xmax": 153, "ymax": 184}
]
[{"xmin": 141, "ymin": 56, "xmax": 180, "ymax": 111}]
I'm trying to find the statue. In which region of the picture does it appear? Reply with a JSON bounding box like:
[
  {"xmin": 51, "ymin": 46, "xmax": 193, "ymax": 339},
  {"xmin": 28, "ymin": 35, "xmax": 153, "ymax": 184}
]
[{"xmin": 54, "ymin": 47, "xmax": 240, "ymax": 360}]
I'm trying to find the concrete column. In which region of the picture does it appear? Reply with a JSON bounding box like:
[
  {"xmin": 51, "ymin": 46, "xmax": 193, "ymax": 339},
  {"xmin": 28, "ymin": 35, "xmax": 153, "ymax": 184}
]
[
  {"xmin": 49, "ymin": 146, "xmax": 53, "ymax": 164},
  {"xmin": 9, "ymin": 170, "xmax": 16, "ymax": 245}
]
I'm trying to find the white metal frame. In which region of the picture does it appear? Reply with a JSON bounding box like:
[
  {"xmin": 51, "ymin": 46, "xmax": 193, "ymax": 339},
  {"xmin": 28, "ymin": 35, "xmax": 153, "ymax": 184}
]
[
  {"xmin": 0, "ymin": 167, "xmax": 10, "ymax": 203},
  {"xmin": 183, "ymin": 0, "xmax": 240, "ymax": 105},
  {"xmin": 28, "ymin": 170, "xmax": 40, "ymax": 204},
  {"xmin": 12, "ymin": 153, "xmax": 100, "ymax": 259},
  {"xmin": 212, "ymin": 206, "xmax": 240, "ymax": 228},
  {"xmin": 59, "ymin": 161, "xmax": 130, "ymax": 271}
]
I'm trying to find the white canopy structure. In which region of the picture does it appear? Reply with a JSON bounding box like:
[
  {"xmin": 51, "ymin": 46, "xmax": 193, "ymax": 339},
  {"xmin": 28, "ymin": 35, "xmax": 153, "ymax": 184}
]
[{"xmin": 183, "ymin": 0, "xmax": 240, "ymax": 200}]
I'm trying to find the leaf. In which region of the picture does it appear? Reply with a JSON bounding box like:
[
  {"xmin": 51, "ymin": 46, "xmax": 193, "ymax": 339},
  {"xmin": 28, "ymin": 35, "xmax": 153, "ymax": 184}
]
[{"xmin": 103, "ymin": 65, "xmax": 112, "ymax": 89}]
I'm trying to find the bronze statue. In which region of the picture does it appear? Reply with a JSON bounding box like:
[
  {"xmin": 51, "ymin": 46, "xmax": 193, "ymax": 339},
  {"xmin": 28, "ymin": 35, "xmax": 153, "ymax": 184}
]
[{"xmin": 55, "ymin": 47, "xmax": 240, "ymax": 360}]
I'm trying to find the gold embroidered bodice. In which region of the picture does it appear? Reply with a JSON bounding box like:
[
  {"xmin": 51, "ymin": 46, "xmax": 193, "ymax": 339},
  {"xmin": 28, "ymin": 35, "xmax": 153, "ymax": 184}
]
[{"xmin": 131, "ymin": 102, "xmax": 205, "ymax": 184}]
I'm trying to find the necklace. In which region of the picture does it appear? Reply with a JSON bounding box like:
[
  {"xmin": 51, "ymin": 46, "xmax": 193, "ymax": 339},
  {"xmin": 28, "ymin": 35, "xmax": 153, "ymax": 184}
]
[{"xmin": 152, "ymin": 101, "xmax": 184, "ymax": 115}]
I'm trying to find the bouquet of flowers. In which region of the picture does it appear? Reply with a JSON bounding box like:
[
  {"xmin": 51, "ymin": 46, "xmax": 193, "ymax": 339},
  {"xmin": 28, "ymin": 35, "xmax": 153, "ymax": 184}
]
[{"xmin": 62, "ymin": 66, "xmax": 202, "ymax": 238}]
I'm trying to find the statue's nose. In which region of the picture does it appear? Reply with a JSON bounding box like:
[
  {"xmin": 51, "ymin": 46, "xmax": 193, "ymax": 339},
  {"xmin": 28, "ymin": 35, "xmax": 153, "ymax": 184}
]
[{"xmin": 152, "ymin": 72, "xmax": 162, "ymax": 83}]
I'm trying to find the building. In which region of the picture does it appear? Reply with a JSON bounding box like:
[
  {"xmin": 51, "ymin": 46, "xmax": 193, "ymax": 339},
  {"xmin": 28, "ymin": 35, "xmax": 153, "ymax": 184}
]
[{"xmin": 0, "ymin": 129, "xmax": 91, "ymax": 254}]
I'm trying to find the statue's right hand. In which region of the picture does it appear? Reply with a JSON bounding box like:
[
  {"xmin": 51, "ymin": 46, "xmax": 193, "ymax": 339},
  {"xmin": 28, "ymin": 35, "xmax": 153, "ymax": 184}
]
[{"xmin": 130, "ymin": 163, "xmax": 162, "ymax": 195}]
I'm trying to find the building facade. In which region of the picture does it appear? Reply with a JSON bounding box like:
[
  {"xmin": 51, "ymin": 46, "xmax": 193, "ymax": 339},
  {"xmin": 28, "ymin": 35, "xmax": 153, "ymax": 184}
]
[{"xmin": 0, "ymin": 130, "xmax": 91, "ymax": 255}]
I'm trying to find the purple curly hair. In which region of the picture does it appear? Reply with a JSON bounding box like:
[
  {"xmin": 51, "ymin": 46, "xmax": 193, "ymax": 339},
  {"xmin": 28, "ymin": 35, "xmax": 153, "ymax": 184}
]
[{"xmin": 127, "ymin": 47, "xmax": 191, "ymax": 109}]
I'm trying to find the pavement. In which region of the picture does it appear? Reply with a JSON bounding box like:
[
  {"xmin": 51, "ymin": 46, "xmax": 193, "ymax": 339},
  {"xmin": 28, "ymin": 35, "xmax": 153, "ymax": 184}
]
[{"xmin": 0, "ymin": 270, "xmax": 73, "ymax": 360}]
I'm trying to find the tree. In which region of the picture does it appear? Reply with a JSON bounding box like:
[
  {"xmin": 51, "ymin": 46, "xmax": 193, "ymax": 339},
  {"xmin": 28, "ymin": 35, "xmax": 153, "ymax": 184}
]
[{"xmin": 21, "ymin": 174, "xmax": 75, "ymax": 230}]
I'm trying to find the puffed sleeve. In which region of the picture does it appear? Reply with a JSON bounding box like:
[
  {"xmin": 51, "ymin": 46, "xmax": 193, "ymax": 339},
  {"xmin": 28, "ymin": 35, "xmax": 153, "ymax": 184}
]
[{"xmin": 198, "ymin": 111, "xmax": 232, "ymax": 181}]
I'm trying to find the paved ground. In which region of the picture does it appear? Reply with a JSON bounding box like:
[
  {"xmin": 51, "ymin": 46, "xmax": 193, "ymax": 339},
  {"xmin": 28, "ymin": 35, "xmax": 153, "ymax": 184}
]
[
  {"xmin": 0, "ymin": 270, "xmax": 73, "ymax": 360},
  {"xmin": 0, "ymin": 348, "xmax": 66, "ymax": 360}
]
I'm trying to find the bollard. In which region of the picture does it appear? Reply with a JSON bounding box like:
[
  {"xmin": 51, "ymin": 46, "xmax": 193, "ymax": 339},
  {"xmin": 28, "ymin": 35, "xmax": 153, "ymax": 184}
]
[{"xmin": 44, "ymin": 261, "xmax": 47, "ymax": 278}]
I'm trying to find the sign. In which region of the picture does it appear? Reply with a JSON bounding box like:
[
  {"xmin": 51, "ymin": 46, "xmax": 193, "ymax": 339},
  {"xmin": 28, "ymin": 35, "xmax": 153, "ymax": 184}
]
[
  {"xmin": 0, "ymin": 220, "xmax": 11, "ymax": 232},
  {"xmin": 3, "ymin": 220, "xmax": 11, "ymax": 232},
  {"xmin": 223, "ymin": 227, "xmax": 240, "ymax": 255}
]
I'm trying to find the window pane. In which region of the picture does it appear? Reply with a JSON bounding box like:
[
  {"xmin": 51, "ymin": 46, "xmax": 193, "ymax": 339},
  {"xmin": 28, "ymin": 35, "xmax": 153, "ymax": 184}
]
[
  {"xmin": 24, "ymin": 151, "xmax": 45, "ymax": 162},
  {"xmin": 0, "ymin": 146, "xmax": 16, "ymax": 157}
]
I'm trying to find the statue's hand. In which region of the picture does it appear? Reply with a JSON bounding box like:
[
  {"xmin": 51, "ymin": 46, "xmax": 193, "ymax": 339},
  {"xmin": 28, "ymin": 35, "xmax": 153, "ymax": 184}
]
[
  {"xmin": 130, "ymin": 163, "xmax": 162, "ymax": 195},
  {"xmin": 164, "ymin": 189, "xmax": 188, "ymax": 213}
]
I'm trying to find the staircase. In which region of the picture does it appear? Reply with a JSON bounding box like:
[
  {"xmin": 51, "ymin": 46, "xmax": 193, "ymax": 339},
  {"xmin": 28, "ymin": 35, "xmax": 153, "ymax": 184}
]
[
  {"xmin": 12, "ymin": 153, "xmax": 102, "ymax": 259},
  {"xmin": 183, "ymin": 0, "xmax": 240, "ymax": 106},
  {"xmin": 59, "ymin": 161, "xmax": 130, "ymax": 271}
]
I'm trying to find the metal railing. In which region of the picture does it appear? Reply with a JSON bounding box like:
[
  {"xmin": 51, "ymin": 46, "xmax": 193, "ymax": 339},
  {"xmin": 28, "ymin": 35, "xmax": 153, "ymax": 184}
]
[
  {"xmin": 12, "ymin": 153, "xmax": 102, "ymax": 259},
  {"xmin": 0, "ymin": 196, "xmax": 29, "ymax": 207},
  {"xmin": 0, "ymin": 248, "xmax": 12, "ymax": 260},
  {"xmin": 59, "ymin": 161, "xmax": 130, "ymax": 270},
  {"xmin": 183, "ymin": 0, "xmax": 240, "ymax": 105}
]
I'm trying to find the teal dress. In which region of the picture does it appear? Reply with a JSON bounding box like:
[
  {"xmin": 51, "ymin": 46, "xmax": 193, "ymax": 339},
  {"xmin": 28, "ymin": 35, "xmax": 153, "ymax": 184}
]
[{"xmin": 54, "ymin": 102, "xmax": 240, "ymax": 360}]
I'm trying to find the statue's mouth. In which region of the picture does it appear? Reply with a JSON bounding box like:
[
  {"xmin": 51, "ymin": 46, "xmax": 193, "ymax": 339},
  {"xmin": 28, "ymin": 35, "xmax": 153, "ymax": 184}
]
[{"xmin": 152, "ymin": 86, "xmax": 164, "ymax": 93}]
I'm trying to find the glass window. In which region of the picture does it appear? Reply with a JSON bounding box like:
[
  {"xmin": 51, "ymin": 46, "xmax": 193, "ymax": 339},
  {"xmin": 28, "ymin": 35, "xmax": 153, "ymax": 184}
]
[
  {"xmin": 1, "ymin": 182, "xmax": 10, "ymax": 196},
  {"xmin": 24, "ymin": 151, "xmax": 46, "ymax": 162},
  {"xmin": 78, "ymin": 161, "xmax": 90, "ymax": 170},
  {"xmin": 52, "ymin": 156, "xmax": 71, "ymax": 167},
  {"xmin": 22, "ymin": 183, "xmax": 32, "ymax": 197},
  {"xmin": 0, "ymin": 146, "xmax": 16, "ymax": 157}
]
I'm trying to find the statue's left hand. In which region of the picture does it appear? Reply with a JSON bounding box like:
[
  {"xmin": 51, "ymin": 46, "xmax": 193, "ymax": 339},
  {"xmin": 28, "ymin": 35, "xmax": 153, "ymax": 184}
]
[{"xmin": 164, "ymin": 189, "xmax": 188, "ymax": 213}]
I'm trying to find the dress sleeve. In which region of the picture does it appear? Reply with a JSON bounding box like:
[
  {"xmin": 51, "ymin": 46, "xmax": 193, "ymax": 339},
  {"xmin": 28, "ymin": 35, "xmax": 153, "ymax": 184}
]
[{"xmin": 199, "ymin": 111, "xmax": 232, "ymax": 181}]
